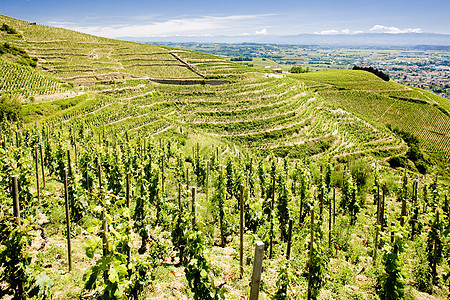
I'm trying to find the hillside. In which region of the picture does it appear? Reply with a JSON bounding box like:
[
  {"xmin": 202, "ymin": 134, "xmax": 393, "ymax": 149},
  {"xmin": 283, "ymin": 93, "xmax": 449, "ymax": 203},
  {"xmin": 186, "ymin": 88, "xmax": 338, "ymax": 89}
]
[
  {"xmin": 0, "ymin": 14, "xmax": 251, "ymax": 86},
  {"xmin": 1, "ymin": 15, "xmax": 448, "ymax": 170},
  {"xmin": 0, "ymin": 15, "xmax": 449, "ymax": 300}
]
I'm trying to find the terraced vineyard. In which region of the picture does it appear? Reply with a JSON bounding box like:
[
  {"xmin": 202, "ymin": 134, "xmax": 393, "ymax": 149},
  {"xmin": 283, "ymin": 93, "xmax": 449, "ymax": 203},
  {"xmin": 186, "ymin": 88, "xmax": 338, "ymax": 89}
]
[
  {"xmin": 1, "ymin": 14, "xmax": 450, "ymax": 300},
  {"xmin": 0, "ymin": 58, "xmax": 69, "ymax": 97},
  {"xmin": 293, "ymin": 70, "xmax": 450, "ymax": 163},
  {"xmin": 0, "ymin": 13, "xmax": 448, "ymax": 171}
]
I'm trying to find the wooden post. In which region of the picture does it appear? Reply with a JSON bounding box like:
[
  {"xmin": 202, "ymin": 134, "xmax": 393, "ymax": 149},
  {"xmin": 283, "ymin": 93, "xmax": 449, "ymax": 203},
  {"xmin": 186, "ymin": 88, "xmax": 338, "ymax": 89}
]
[
  {"xmin": 67, "ymin": 149, "xmax": 72, "ymax": 178},
  {"xmin": 307, "ymin": 209, "xmax": 315, "ymax": 300},
  {"xmin": 186, "ymin": 168, "xmax": 190, "ymax": 190},
  {"xmin": 191, "ymin": 187, "xmax": 196, "ymax": 228},
  {"xmin": 286, "ymin": 218, "xmax": 293, "ymax": 260},
  {"xmin": 432, "ymin": 209, "xmax": 439, "ymax": 283},
  {"xmin": 319, "ymin": 185, "xmax": 324, "ymax": 217},
  {"xmin": 239, "ymin": 184, "xmax": 244, "ymax": 278},
  {"xmin": 206, "ymin": 161, "xmax": 209, "ymax": 204},
  {"xmin": 12, "ymin": 175, "xmax": 20, "ymax": 223},
  {"xmin": 102, "ymin": 207, "xmax": 108, "ymax": 283},
  {"xmin": 74, "ymin": 142, "xmax": 78, "ymax": 167},
  {"xmin": 39, "ymin": 144, "xmax": 45, "ymax": 188},
  {"xmin": 381, "ymin": 184, "xmax": 386, "ymax": 231},
  {"xmin": 249, "ymin": 241, "xmax": 265, "ymax": 300},
  {"xmin": 11, "ymin": 174, "xmax": 24, "ymax": 299},
  {"xmin": 63, "ymin": 169, "xmax": 72, "ymax": 272},
  {"xmin": 98, "ymin": 164, "xmax": 102, "ymax": 190},
  {"xmin": 376, "ymin": 184, "xmax": 380, "ymax": 206},
  {"xmin": 178, "ymin": 182, "xmax": 184, "ymax": 265},
  {"xmin": 269, "ymin": 173, "xmax": 275, "ymax": 259},
  {"xmin": 333, "ymin": 187, "xmax": 336, "ymax": 225},
  {"xmin": 423, "ymin": 184, "xmax": 427, "ymax": 214},
  {"xmin": 126, "ymin": 173, "xmax": 131, "ymax": 268},
  {"xmin": 35, "ymin": 147, "xmax": 40, "ymax": 203},
  {"xmin": 126, "ymin": 173, "xmax": 130, "ymax": 208},
  {"xmin": 328, "ymin": 191, "xmax": 332, "ymax": 249},
  {"xmin": 216, "ymin": 146, "xmax": 219, "ymax": 164},
  {"xmin": 390, "ymin": 221, "xmax": 395, "ymax": 243},
  {"xmin": 373, "ymin": 184, "xmax": 381, "ymax": 265},
  {"xmin": 178, "ymin": 183, "xmax": 182, "ymax": 211},
  {"xmin": 400, "ymin": 198, "xmax": 407, "ymax": 226},
  {"xmin": 161, "ymin": 151, "xmax": 165, "ymax": 194},
  {"xmin": 411, "ymin": 181, "xmax": 418, "ymax": 239}
]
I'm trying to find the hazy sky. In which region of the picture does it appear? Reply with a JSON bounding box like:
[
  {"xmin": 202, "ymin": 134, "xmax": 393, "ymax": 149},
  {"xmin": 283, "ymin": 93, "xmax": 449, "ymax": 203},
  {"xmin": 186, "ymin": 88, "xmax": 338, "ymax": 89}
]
[{"xmin": 1, "ymin": 0, "xmax": 449, "ymax": 37}]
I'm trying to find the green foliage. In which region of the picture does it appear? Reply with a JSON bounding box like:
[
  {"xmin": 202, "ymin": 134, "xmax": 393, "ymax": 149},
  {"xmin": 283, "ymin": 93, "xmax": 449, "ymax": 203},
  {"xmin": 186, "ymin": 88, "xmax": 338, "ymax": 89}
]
[
  {"xmin": 0, "ymin": 95, "xmax": 22, "ymax": 121},
  {"xmin": 307, "ymin": 213, "xmax": 329, "ymax": 300},
  {"xmin": 277, "ymin": 159, "xmax": 290, "ymax": 242},
  {"xmin": 426, "ymin": 209, "xmax": 443, "ymax": 284},
  {"xmin": 54, "ymin": 142, "xmax": 66, "ymax": 182},
  {"xmin": 390, "ymin": 127, "xmax": 428, "ymax": 174},
  {"xmin": 352, "ymin": 65, "xmax": 389, "ymax": 81},
  {"xmin": 378, "ymin": 232, "xmax": 406, "ymax": 300},
  {"xmin": 0, "ymin": 23, "xmax": 18, "ymax": 34},
  {"xmin": 349, "ymin": 158, "xmax": 372, "ymax": 195},
  {"xmin": 273, "ymin": 261, "xmax": 295, "ymax": 299},
  {"xmin": 183, "ymin": 230, "xmax": 225, "ymax": 299},
  {"xmin": 290, "ymin": 66, "xmax": 310, "ymax": 73},
  {"xmin": 68, "ymin": 175, "xmax": 88, "ymax": 224},
  {"xmin": 341, "ymin": 170, "xmax": 359, "ymax": 225},
  {"xmin": 133, "ymin": 183, "xmax": 150, "ymax": 252},
  {"xmin": 211, "ymin": 168, "xmax": 227, "ymax": 246},
  {"xmin": 104, "ymin": 151, "xmax": 123, "ymax": 195},
  {"xmin": 0, "ymin": 216, "xmax": 53, "ymax": 299},
  {"xmin": 84, "ymin": 207, "xmax": 136, "ymax": 299},
  {"xmin": 298, "ymin": 161, "xmax": 313, "ymax": 223},
  {"xmin": 0, "ymin": 43, "xmax": 37, "ymax": 67},
  {"xmin": 412, "ymin": 241, "xmax": 433, "ymax": 294}
]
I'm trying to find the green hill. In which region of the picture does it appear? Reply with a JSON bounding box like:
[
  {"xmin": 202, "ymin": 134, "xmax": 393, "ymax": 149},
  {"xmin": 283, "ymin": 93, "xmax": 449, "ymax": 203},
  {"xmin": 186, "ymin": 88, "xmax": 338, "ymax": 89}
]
[{"xmin": 0, "ymin": 14, "xmax": 449, "ymax": 170}]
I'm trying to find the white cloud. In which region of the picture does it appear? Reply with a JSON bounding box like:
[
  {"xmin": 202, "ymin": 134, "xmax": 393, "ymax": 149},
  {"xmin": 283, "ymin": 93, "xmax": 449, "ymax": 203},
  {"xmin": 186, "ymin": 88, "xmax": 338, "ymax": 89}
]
[
  {"xmin": 370, "ymin": 25, "xmax": 422, "ymax": 34},
  {"xmin": 54, "ymin": 14, "xmax": 271, "ymax": 38},
  {"xmin": 314, "ymin": 25, "xmax": 423, "ymax": 35},
  {"xmin": 255, "ymin": 28, "xmax": 268, "ymax": 35},
  {"xmin": 315, "ymin": 29, "xmax": 353, "ymax": 35}
]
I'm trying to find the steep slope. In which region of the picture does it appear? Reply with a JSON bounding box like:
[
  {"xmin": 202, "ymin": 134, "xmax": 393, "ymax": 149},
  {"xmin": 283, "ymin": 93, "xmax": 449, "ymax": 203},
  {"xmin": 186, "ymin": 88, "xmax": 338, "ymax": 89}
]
[
  {"xmin": 292, "ymin": 70, "xmax": 450, "ymax": 164},
  {"xmin": 1, "ymin": 14, "xmax": 449, "ymax": 171},
  {"xmin": 0, "ymin": 14, "xmax": 252, "ymax": 85}
]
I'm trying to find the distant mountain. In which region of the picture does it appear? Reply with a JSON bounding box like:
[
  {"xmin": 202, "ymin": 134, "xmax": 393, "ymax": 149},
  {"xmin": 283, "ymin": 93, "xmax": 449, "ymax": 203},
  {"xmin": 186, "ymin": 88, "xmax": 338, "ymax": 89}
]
[{"xmin": 123, "ymin": 33, "xmax": 450, "ymax": 47}]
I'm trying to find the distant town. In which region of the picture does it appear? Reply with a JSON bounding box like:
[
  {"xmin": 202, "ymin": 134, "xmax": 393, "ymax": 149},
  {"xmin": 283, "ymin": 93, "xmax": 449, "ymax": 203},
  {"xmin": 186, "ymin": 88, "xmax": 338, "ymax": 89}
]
[{"xmin": 153, "ymin": 43, "xmax": 450, "ymax": 99}]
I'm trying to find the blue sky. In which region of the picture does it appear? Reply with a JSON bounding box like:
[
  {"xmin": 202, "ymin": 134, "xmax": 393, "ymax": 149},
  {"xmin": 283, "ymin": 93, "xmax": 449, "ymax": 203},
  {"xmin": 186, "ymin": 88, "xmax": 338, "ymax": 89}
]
[{"xmin": 1, "ymin": 0, "xmax": 449, "ymax": 37}]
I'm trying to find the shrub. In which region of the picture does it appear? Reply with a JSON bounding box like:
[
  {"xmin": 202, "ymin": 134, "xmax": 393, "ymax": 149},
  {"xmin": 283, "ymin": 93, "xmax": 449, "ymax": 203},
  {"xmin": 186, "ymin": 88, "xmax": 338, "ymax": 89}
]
[
  {"xmin": 352, "ymin": 65, "xmax": 389, "ymax": 81},
  {"xmin": 0, "ymin": 23, "xmax": 18, "ymax": 35},
  {"xmin": 0, "ymin": 96, "xmax": 22, "ymax": 121}
]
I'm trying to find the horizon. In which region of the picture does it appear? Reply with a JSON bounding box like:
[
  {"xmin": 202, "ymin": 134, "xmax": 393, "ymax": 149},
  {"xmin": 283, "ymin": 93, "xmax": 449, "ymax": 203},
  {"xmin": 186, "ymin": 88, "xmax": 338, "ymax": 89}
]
[{"xmin": 1, "ymin": 0, "xmax": 450, "ymax": 40}]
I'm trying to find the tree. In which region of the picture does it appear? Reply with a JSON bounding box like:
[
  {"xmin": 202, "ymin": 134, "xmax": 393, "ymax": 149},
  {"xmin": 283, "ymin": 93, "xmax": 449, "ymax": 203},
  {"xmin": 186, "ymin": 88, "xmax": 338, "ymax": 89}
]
[
  {"xmin": 290, "ymin": 66, "xmax": 309, "ymax": 73},
  {"xmin": 0, "ymin": 96, "xmax": 22, "ymax": 122}
]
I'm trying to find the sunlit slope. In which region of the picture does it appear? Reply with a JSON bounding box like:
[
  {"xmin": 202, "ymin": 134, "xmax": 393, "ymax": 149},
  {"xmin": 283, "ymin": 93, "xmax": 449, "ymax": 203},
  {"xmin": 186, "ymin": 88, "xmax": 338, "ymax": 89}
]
[
  {"xmin": 3, "ymin": 14, "xmax": 447, "ymax": 163},
  {"xmin": 23, "ymin": 73, "xmax": 405, "ymax": 162},
  {"xmin": 0, "ymin": 58, "xmax": 70, "ymax": 98},
  {"xmin": 291, "ymin": 70, "xmax": 450, "ymax": 161},
  {"xmin": 0, "ymin": 15, "xmax": 203, "ymax": 83},
  {"xmin": 0, "ymin": 14, "xmax": 254, "ymax": 85}
]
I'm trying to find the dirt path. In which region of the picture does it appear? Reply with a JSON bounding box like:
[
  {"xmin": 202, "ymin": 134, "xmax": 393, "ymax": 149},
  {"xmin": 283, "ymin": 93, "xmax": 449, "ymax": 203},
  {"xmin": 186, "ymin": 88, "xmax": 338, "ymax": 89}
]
[
  {"xmin": 34, "ymin": 91, "xmax": 85, "ymax": 102},
  {"xmin": 169, "ymin": 51, "xmax": 204, "ymax": 78}
]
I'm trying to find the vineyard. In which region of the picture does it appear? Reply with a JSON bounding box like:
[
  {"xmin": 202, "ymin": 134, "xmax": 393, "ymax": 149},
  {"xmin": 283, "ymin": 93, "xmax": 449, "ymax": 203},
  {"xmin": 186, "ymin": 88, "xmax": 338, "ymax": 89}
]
[
  {"xmin": 0, "ymin": 58, "xmax": 69, "ymax": 98},
  {"xmin": 0, "ymin": 13, "xmax": 450, "ymax": 300}
]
